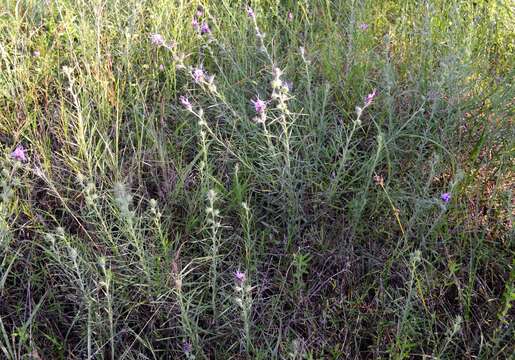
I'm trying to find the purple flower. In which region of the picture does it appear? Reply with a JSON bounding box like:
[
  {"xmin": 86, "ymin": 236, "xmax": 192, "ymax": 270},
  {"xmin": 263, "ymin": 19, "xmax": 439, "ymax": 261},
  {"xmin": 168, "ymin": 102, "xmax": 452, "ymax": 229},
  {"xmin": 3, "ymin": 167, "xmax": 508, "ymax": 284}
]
[
  {"xmin": 179, "ymin": 96, "xmax": 192, "ymax": 111},
  {"xmin": 33, "ymin": 50, "xmax": 40, "ymax": 57},
  {"xmin": 200, "ymin": 22, "xmax": 210, "ymax": 34},
  {"xmin": 287, "ymin": 12, "xmax": 293, "ymax": 21},
  {"xmin": 192, "ymin": 18, "xmax": 199, "ymax": 31},
  {"xmin": 251, "ymin": 97, "xmax": 266, "ymax": 114},
  {"xmin": 359, "ymin": 23, "xmax": 369, "ymax": 30},
  {"xmin": 364, "ymin": 89, "xmax": 377, "ymax": 106},
  {"xmin": 283, "ymin": 81, "xmax": 293, "ymax": 92},
  {"xmin": 234, "ymin": 270, "xmax": 246, "ymax": 284},
  {"xmin": 182, "ymin": 341, "xmax": 192, "ymax": 354},
  {"xmin": 193, "ymin": 67, "xmax": 205, "ymax": 83},
  {"xmin": 196, "ymin": 9, "xmax": 204, "ymax": 18},
  {"xmin": 441, "ymin": 192, "xmax": 451, "ymax": 203},
  {"xmin": 10, "ymin": 145, "xmax": 27, "ymax": 162},
  {"xmin": 150, "ymin": 33, "xmax": 165, "ymax": 47},
  {"xmin": 246, "ymin": 6, "xmax": 255, "ymax": 18},
  {"xmin": 159, "ymin": 64, "xmax": 164, "ymax": 71}
]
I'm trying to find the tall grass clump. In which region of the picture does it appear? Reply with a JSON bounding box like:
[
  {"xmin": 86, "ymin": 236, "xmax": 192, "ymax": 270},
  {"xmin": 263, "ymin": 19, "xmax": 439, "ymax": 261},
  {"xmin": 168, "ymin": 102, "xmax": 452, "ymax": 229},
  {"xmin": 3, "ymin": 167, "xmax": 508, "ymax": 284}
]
[{"xmin": 0, "ymin": 0, "xmax": 513, "ymax": 358}]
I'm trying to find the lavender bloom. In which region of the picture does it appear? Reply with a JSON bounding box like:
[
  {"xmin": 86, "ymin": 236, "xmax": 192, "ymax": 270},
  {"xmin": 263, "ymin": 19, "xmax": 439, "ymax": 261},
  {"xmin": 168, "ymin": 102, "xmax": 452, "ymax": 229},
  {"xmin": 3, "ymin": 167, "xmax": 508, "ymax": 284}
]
[
  {"xmin": 196, "ymin": 9, "xmax": 204, "ymax": 18},
  {"xmin": 441, "ymin": 192, "xmax": 451, "ymax": 203},
  {"xmin": 192, "ymin": 18, "xmax": 199, "ymax": 31},
  {"xmin": 193, "ymin": 67, "xmax": 205, "ymax": 83},
  {"xmin": 200, "ymin": 22, "xmax": 210, "ymax": 34},
  {"xmin": 246, "ymin": 6, "xmax": 255, "ymax": 18},
  {"xmin": 159, "ymin": 64, "xmax": 164, "ymax": 71},
  {"xmin": 283, "ymin": 81, "xmax": 293, "ymax": 92},
  {"xmin": 287, "ymin": 12, "xmax": 293, "ymax": 21},
  {"xmin": 364, "ymin": 89, "xmax": 377, "ymax": 106},
  {"xmin": 182, "ymin": 341, "xmax": 192, "ymax": 354},
  {"xmin": 33, "ymin": 50, "xmax": 40, "ymax": 57},
  {"xmin": 179, "ymin": 96, "xmax": 192, "ymax": 111},
  {"xmin": 234, "ymin": 270, "xmax": 246, "ymax": 284},
  {"xmin": 150, "ymin": 33, "xmax": 165, "ymax": 47},
  {"xmin": 251, "ymin": 97, "xmax": 266, "ymax": 114},
  {"xmin": 10, "ymin": 145, "xmax": 27, "ymax": 162},
  {"xmin": 206, "ymin": 74, "xmax": 215, "ymax": 84},
  {"xmin": 359, "ymin": 23, "xmax": 369, "ymax": 30}
]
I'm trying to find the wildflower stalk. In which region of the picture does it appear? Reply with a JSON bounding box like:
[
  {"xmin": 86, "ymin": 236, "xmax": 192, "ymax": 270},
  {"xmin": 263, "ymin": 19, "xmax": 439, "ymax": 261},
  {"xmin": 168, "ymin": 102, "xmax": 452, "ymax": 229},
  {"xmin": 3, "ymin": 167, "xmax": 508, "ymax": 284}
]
[
  {"xmin": 99, "ymin": 257, "xmax": 115, "ymax": 360},
  {"xmin": 206, "ymin": 189, "xmax": 221, "ymax": 322},
  {"xmin": 240, "ymin": 201, "xmax": 254, "ymax": 271},
  {"xmin": 234, "ymin": 271, "xmax": 253, "ymax": 354},
  {"xmin": 63, "ymin": 66, "xmax": 93, "ymax": 177},
  {"xmin": 376, "ymin": 178, "xmax": 406, "ymax": 238},
  {"xmin": 328, "ymin": 90, "xmax": 376, "ymax": 202}
]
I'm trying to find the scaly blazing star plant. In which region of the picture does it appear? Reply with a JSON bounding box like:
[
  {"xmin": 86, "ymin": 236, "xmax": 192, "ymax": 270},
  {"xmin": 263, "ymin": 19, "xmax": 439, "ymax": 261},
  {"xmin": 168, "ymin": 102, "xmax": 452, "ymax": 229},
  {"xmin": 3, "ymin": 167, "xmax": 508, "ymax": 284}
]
[
  {"xmin": 246, "ymin": 6, "xmax": 255, "ymax": 18},
  {"xmin": 234, "ymin": 270, "xmax": 246, "ymax": 284},
  {"xmin": 200, "ymin": 22, "xmax": 210, "ymax": 34},
  {"xmin": 179, "ymin": 96, "xmax": 192, "ymax": 111},
  {"xmin": 251, "ymin": 97, "xmax": 266, "ymax": 114},
  {"xmin": 182, "ymin": 341, "xmax": 192, "ymax": 354},
  {"xmin": 11, "ymin": 145, "xmax": 27, "ymax": 162},
  {"xmin": 364, "ymin": 89, "xmax": 377, "ymax": 106},
  {"xmin": 193, "ymin": 68, "xmax": 205, "ymax": 83},
  {"xmin": 150, "ymin": 33, "xmax": 165, "ymax": 47},
  {"xmin": 192, "ymin": 18, "xmax": 199, "ymax": 31}
]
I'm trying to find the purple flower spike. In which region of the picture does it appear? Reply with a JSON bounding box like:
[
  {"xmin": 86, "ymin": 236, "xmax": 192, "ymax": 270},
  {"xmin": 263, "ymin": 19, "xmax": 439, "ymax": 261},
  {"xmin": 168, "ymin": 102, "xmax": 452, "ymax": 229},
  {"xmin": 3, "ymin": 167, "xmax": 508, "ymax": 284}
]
[
  {"xmin": 359, "ymin": 23, "xmax": 369, "ymax": 30},
  {"xmin": 193, "ymin": 67, "xmax": 205, "ymax": 83},
  {"xmin": 251, "ymin": 97, "xmax": 266, "ymax": 114},
  {"xmin": 192, "ymin": 18, "xmax": 199, "ymax": 31},
  {"xmin": 364, "ymin": 89, "xmax": 377, "ymax": 106},
  {"xmin": 179, "ymin": 96, "xmax": 192, "ymax": 111},
  {"xmin": 234, "ymin": 270, "xmax": 246, "ymax": 284},
  {"xmin": 200, "ymin": 22, "xmax": 210, "ymax": 34},
  {"xmin": 11, "ymin": 145, "xmax": 27, "ymax": 162},
  {"xmin": 150, "ymin": 33, "xmax": 165, "ymax": 47},
  {"xmin": 246, "ymin": 6, "xmax": 255, "ymax": 18},
  {"xmin": 182, "ymin": 341, "xmax": 192, "ymax": 354},
  {"xmin": 441, "ymin": 192, "xmax": 451, "ymax": 203},
  {"xmin": 287, "ymin": 12, "xmax": 293, "ymax": 22}
]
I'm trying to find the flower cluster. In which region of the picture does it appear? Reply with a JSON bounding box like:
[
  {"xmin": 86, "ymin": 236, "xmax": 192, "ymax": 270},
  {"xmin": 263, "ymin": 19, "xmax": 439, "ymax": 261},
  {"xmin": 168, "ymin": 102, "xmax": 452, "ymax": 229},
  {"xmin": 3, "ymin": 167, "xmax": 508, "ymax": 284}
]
[
  {"xmin": 364, "ymin": 89, "xmax": 377, "ymax": 107},
  {"xmin": 150, "ymin": 33, "xmax": 164, "ymax": 47},
  {"xmin": 179, "ymin": 96, "xmax": 193, "ymax": 111},
  {"xmin": 149, "ymin": 33, "xmax": 175, "ymax": 50},
  {"xmin": 192, "ymin": 7, "xmax": 210, "ymax": 35},
  {"xmin": 234, "ymin": 270, "xmax": 246, "ymax": 285},
  {"xmin": 10, "ymin": 145, "xmax": 27, "ymax": 162}
]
